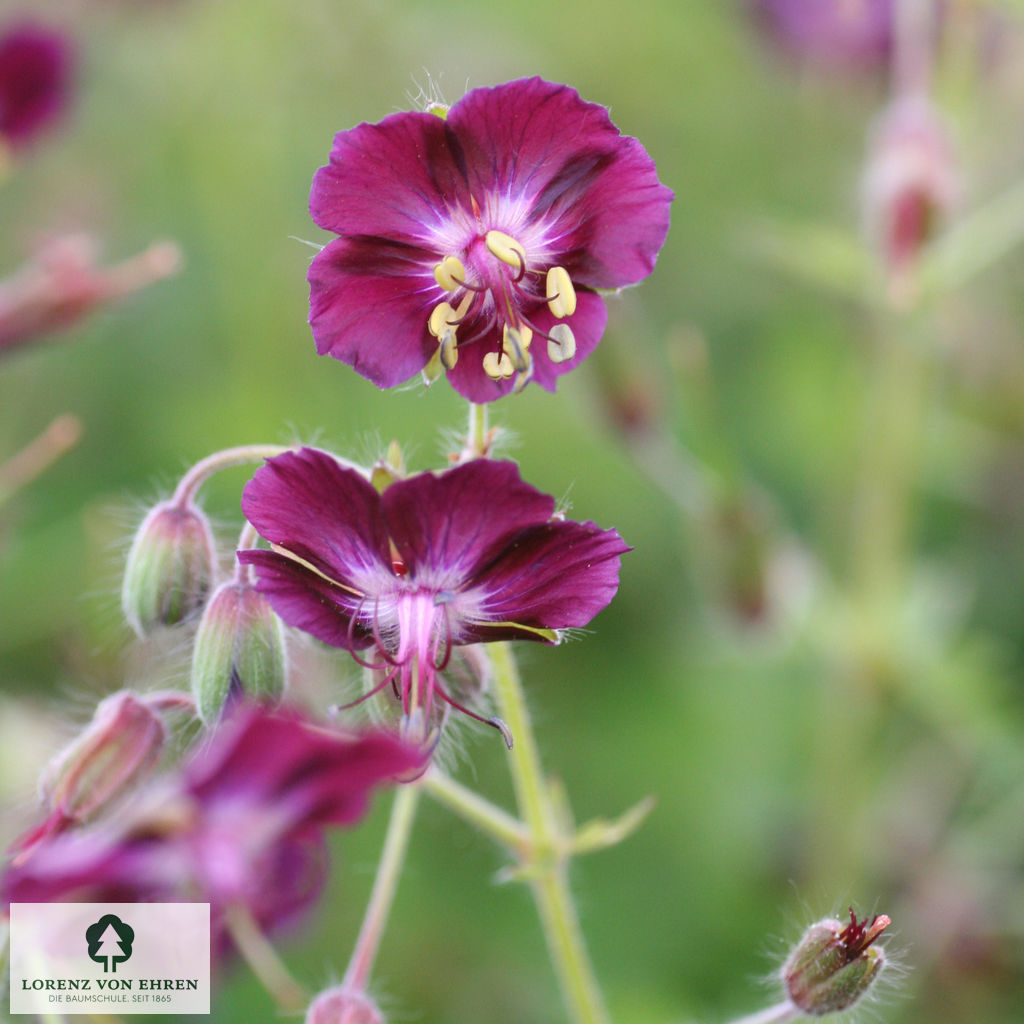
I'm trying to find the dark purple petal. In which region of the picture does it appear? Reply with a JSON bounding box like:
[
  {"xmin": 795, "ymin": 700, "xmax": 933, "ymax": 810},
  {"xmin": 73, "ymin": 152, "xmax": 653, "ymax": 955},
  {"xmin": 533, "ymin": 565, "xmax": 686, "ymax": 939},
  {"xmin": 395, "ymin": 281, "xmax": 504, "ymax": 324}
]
[
  {"xmin": 0, "ymin": 22, "xmax": 73, "ymax": 147},
  {"xmin": 308, "ymin": 237, "xmax": 437, "ymax": 387},
  {"xmin": 187, "ymin": 705, "xmax": 423, "ymax": 826},
  {"xmin": 241, "ymin": 448, "xmax": 390, "ymax": 586},
  {"xmin": 447, "ymin": 78, "xmax": 673, "ymax": 288},
  {"xmin": 310, "ymin": 110, "xmax": 466, "ymax": 240},
  {"xmin": 444, "ymin": 290, "xmax": 608, "ymax": 402},
  {"xmin": 239, "ymin": 548, "xmax": 372, "ymax": 650},
  {"xmin": 461, "ymin": 519, "xmax": 630, "ymax": 640},
  {"xmin": 382, "ymin": 459, "xmax": 556, "ymax": 578}
]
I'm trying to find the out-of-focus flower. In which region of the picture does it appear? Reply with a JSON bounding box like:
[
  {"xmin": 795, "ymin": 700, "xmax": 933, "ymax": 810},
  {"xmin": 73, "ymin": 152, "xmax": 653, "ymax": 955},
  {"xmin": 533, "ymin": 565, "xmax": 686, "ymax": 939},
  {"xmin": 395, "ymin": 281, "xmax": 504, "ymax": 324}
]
[
  {"xmin": 238, "ymin": 448, "xmax": 629, "ymax": 746},
  {"xmin": 7, "ymin": 691, "xmax": 167, "ymax": 861},
  {"xmin": 862, "ymin": 93, "xmax": 959, "ymax": 302},
  {"xmin": 751, "ymin": 0, "xmax": 893, "ymax": 69},
  {"xmin": 0, "ymin": 21, "xmax": 73, "ymax": 151},
  {"xmin": 308, "ymin": 77, "xmax": 672, "ymax": 401},
  {"xmin": 122, "ymin": 496, "xmax": 217, "ymax": 636},
  {"xmin": 2, "ymin": 705, "xmax": 422, "ymax": 945},
  {"xmin": 191, "ymin": 579, "xmax": 288, "ymax": 724},
  {"xmin": 783, "ymin": 908, "xmax": 891, "ymax": 1015},
  {"xmin": 306, "ymin": 985, "xmax": 385, "ymax": 1024},
  {"xmin": 0, "ymin": 235, "xmax": 181, "ymax": 358}
]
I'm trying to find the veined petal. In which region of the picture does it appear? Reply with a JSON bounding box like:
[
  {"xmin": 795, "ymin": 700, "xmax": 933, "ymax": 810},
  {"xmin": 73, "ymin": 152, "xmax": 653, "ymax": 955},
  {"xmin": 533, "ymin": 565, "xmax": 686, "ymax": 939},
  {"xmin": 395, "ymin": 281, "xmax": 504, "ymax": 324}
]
[
  {"xmin": 382, "ymin": 460, "xmax": 556, "ymax": 577},
  {"xmin": 448, "ymin": 77, "xmax": 673, "ymax": 289},
  {"xmin": 462, "ymin": 519, "xmax": 631, "ymax": 638},
  {"xmin": 310, "ymin": 110, "xmax": 467, "ymax": 240},
  {"xmin": 242, "ymin": 448, "xmax": 389, "ymax": 587},
  {"xmin": 308, "ymin": 237, "xmax": 439, "ymax": 388}
]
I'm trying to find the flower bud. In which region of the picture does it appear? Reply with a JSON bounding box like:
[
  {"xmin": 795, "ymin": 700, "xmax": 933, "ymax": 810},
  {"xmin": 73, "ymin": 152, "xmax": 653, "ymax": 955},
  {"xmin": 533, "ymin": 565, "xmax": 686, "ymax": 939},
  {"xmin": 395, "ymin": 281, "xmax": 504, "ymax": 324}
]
[
  {"xmin": 306, "ymin": 986, "xmax": 385, "ymax": 1024},
  {"xmin": 191, "ymin": 581, "xmax": 287, "ymax": 724},
  {"xmin": 10, "ymin": 691, "xmax": 166, "ymax": 860},
  {"xmin": 783, "ymin": 909, "xmax": 890, "ymax": 1015},
  {"xmin": 122, "ymin": 500, "xmax": 217, "ymax": 636},
  {"xmin": 862, "ymin": 94, "xmax": 959, "ymax": 303}
]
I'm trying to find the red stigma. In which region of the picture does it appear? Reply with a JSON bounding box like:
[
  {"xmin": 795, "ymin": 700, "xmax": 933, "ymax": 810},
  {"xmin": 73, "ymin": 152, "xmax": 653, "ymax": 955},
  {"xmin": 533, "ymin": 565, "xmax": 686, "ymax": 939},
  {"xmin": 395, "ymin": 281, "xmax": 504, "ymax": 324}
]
[
  {"xmin": 391, "ymin": 557, "xmax": 408, "ymax": 577},
  {"xmin": 839, "ymin": 908, "xmax": 890, "ymax": 961}
]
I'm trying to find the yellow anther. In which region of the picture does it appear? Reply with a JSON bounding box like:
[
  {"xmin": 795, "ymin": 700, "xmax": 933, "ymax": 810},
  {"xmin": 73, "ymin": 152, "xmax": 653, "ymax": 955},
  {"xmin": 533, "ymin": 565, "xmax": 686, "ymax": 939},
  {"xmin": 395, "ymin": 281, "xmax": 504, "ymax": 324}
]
[
  {"xmin": 485, "ymin": 230, "xmax": 527, "ymax": 269},
  {"xmin": 545, "ymin": 266, "xmax": 577, "ymax": 318},
  {"xmin": 428, "ymin": 301, "xmax": 456, "ymax": 338},
  {"xmin": 482, "ymin": 350, "xmax": 515, "ymax": 380},
  {"xmin": 547, "ymin": 323, "xmax": 577, "ymax": 364},
  {"xmin": 433, "ymin": 255, "xmax": 465, "ymax": 292},
  {"xmin": 502, "ymin": 323, "xmax": 533, "ymax": 371},
  {"xmin": 438, "ymin": 329, "xmax": 459, "ymax": 370}
]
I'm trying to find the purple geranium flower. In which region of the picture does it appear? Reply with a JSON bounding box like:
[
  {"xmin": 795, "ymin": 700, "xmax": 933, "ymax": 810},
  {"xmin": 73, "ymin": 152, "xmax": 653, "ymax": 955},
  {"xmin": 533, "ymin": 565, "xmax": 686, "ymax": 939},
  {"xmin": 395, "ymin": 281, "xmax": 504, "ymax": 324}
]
[
  {"xmin": 238, "ymin": 449, "xmax": 629, "ymax": 743},
  {"xmin": 3, "ymin": 704, "xmax": 422, "ymax": 947},
  {"xmin": 751, "ymin": 0, "xmax": 893, "ymax": 68},
  {"xmin": 0, "ymin": 21, "xmax": 73, "ymax": 148},
  {"xmin": 307, "ymin": 77, "xmax": 672, "ymax": 401}
]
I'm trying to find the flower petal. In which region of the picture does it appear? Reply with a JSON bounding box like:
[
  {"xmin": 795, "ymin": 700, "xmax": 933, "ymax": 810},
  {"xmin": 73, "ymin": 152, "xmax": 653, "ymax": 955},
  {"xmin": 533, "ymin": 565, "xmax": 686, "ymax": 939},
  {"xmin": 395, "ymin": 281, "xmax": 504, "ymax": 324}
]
[
  {"xmin": 383, "ymin": 460, "xmax": 556, "ymax": 578},
  {"xmin": 448, "ymin": 77, "xmax": 673, "ymax": 288},
  {"xmin": 461, "ymin": 519, "xmax": 630, "ymax": 641},
  {"xmin": 242, "ymin": 448, "xmax": 389, "ymax": 587},
  {"xmin": 308, "ymin": 237, "xmax": 438, "ymax": 388},
  {"xmin": 310, "ymin": 110, "xmax": 467, "ymax": 240}
]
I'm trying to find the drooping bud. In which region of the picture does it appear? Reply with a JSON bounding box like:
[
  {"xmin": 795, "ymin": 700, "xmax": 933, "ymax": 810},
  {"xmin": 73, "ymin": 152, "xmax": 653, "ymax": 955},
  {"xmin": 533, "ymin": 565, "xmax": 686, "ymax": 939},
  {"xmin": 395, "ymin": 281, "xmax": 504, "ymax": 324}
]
[
  {"xmin": 306, "ymin": 985, "xmax": 385, "ymax": 1024},
  {"xmin": 783, "ymin": 909, "xmax": 890, "ymax": 1015},
  {"xmin": 862, "ymin": 93, "xmax": 959, "ymax": 305},
  {"xmin": 122, "ymin": 499, "xmax": 217, "ymax": 636},
  {"xmin": 10, "ymin": 691, "xmax": 166, "ymax": 860},
  {"xmin": 191, "ymin": 580, "xmax": 287, "ymax": 724}
]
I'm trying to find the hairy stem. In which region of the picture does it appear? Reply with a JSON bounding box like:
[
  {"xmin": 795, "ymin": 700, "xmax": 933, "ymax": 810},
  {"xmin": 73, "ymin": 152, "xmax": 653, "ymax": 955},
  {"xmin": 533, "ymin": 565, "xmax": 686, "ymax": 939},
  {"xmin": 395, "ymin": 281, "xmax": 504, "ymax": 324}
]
[
  {"xmin": 224, "ymin": 903, "xmax": 307, "ymax": 1014},
  {"xmin": 489, "ymin": 641, "xmax": 611, "ymax": 1024},
  {"xmin": 343, "ymin": 782, "xmax": 421, "ymax": 991}
]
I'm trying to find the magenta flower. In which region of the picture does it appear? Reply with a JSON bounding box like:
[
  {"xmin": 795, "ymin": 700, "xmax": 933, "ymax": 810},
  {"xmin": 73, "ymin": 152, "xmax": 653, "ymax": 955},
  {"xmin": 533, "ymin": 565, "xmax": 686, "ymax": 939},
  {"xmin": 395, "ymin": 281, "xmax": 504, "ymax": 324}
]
[
  {"xmin": 308, "ymin": 77, "xmax": 672, "ymax": 401},
  {"xmin": 238, "ymin": 449, "xmax": 629, "ymax": 742},
  {"xmin": 0, "ymin": 21, "xmax": 73, "ymax": 149},
  {"xmin": 3, "ymin": 705, "xmax": 422, "ymax": 945},
  {"xmin": 751, "ymin": 0, "xmax": 893, "ymax": 68}
]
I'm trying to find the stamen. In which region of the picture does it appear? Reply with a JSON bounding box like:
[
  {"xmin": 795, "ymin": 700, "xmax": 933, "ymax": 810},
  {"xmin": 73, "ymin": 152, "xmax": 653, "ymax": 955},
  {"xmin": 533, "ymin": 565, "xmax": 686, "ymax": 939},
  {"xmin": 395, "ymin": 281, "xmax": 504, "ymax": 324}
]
[
  {"xmin": 482, "ymin": 350, "xmax": 515, "ymax": 380},
  {"xmin": 433, "ymin": 255, "xmax": 465, "ymax": 292},
  {"xmin": 485, "ymin": 230, "xmax": 527, "ymax": 270},
  {"xmin": 438, "ymin": 329, "xmax": 458, "ymax": 370},
  {"xmin": 547, "ymin": 323, "xmax": 577, "ymax": 364},
  {"xmin": 428, "ymin": 301, "xmax": 456, "ymax": 339},
  {"xmin": 502, "ymin": 323, "xmax": 533, "ymax": 372},
  {"xmin": 545, "ymin": 266, "xmax": 577, "ymax": 318}
]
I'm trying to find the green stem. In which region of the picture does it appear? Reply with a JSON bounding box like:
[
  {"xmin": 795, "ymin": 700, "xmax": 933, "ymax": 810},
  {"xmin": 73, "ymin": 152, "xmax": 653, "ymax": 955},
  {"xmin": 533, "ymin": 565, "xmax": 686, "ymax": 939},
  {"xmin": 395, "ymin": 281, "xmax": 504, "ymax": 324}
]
[
  {"xmin": 422, "ymin": 767, "xmax": 529, "ymax": 851},
  {"xmin": 343, "ymin": 783, "xmax": 421, "ymax": 990},
  {"xmin": 489, "ymin": 641, "xmax": 611, "ymax": 1024},
  {"xmin": 467, "ymin": 402, "xmax": 489, "ymax": 459},
  {"xmin": 172, "ymin": 444, "xmax": 299, "ymax": 505},
  {"xmin": 223, "ymin": 903, "xmax": 307, "ymax": 1013}
]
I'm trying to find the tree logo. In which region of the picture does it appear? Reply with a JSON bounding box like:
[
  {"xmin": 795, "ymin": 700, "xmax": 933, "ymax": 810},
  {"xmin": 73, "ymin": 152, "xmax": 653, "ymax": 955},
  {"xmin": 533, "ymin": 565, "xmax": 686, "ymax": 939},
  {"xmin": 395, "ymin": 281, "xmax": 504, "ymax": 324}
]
[{"xmin": 85, "ymin": 914, "xmax": 135, "ymax": 973}]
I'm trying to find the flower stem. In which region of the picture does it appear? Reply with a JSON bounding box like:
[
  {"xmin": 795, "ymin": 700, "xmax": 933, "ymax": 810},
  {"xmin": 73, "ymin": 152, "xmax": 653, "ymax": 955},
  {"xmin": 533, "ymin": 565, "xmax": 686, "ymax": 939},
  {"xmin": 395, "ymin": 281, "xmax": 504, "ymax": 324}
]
[
  {"xmin": 0, "ymin": 413, "xmax": 81, "ymax": 507},
  {"xmin": 422, "ymin": 766, "xmax": 530, "ymax": 851},
  {"xmin": 467, "ymin": 402, "xmax": 489, "ymax": 459},
  {"xmin": 724, "ymin": 1001, "xmax": 803, "ymax": 1024},
  {"xmin": 343, "ymin": 782, "xmax": 421, "ymax": 990},
  {"xmin": 489, "ymin": 641, "xmax": 611, "ymax": 1024},
  {"xmin": 172, "ymin": 445, "xmax": 298, "ymax": 505},
  {"xmin": 223, "ymin": 903, "xmax": 307, "ymax": 1014}
]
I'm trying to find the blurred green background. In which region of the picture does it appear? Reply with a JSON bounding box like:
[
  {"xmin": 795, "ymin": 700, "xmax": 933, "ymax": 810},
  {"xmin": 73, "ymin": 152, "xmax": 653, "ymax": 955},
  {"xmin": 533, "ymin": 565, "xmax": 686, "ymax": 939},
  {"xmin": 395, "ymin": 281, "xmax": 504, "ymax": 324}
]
[{"xmin": 3, "ymin": 1, "xmax": 1024, "ymax": 1022}]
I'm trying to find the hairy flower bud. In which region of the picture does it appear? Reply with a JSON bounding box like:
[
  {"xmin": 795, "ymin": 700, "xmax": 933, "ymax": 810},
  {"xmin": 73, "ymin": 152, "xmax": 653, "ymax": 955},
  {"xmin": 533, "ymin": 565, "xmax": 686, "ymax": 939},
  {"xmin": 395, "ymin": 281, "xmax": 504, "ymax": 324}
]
[
  {"xmin": 10, "ymin": 691, "xmax": 166, "ymax": 861},
  {"xmin": 783, "ymin": 909, "xmax": 890, "ymax": 1015},
  {"xmin": 306, "ymin": 986, "xmax": 385, "ymax": 1024},
  {"xmin": 191, "ymin": 581, "xmax": 287, "ymax": 724},
  {"xmin": 122, "ymin": 499, "xmax": 217, "ymax": 636}
]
